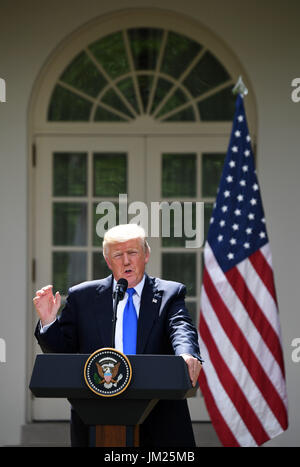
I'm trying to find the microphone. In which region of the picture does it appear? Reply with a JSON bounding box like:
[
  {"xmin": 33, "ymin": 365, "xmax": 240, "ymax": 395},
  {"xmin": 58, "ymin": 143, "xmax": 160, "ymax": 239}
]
[
  {"xmin": 111, "ymin": 278, "xmax": 128, "ymax": 348},
  {"xmin": 113, "ymin": 278, "xmax": 128, "ymax": 300}
]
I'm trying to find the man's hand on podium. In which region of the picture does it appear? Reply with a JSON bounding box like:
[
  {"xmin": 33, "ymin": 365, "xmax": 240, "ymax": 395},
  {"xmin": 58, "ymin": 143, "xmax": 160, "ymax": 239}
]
[
  {"xmin": 33, "ymin": 285, "xmax": 61, "ymax": 327},
  {"xmin": 181, "ymin": 354, "xmax": 202, "ymax": 387}
]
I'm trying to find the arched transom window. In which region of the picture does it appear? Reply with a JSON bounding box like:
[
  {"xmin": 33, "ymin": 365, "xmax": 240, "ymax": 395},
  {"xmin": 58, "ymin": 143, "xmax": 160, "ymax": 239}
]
[{"xmin": 48, "ymin": 28, "xmax": 236, "ymax": 123}]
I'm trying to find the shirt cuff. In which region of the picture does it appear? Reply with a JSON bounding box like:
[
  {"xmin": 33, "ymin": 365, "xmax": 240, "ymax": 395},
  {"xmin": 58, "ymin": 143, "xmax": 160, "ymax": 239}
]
[
  {"xmin": 180, "ymin": 353, "xmax": 204, "ymax": 364},
  {"xmin": 39, "ymin": 319, "xmax": 56, "ymax": 334}
]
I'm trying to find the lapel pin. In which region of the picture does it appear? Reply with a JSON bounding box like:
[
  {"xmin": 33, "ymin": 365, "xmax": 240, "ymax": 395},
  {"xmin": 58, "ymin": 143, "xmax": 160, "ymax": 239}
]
[{"xmin": 152, "ymin": 298, "xmax": 158, "ymax": 303}]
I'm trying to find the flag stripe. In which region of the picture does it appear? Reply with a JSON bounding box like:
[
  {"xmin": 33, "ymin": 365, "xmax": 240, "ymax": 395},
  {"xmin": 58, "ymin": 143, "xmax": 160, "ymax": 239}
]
[
  {"xmin": 249, "ymin": 247, "xmax": 278, "ymax": 305},
  {"xmin": 260, "ymin": 242, "xmax": 273, "ymax": 269},
  {"xmin": 198, "ymin": 335, "xmax": 255, "ymax": 446},
  {"xmin": 237, "ymin": 250, "xmax": 280, "ymax": 336},
  {"xmin": 203, "ymin": 263, "xmax": 288, "ymax": 430},
  {"xmin": 227, "ymin": 261, "xmax": 285, "ymax": 373},
  {"xmin": 201, "ymin": 286, "xmax": 284, "ymax": 438},
  {"xmin": 199, "ymin": 315, "xmax": 269, "ymax": 445},
  {"xmin": 198, "ymin": 370, "xmax": 240, "ymax": 447}
]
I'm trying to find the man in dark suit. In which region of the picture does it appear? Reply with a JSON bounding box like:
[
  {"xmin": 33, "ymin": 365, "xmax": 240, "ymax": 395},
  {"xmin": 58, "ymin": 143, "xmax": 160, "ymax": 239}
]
[{"xmin": 34, "ymin": 224, "xmax": 203, "ymax": 447}]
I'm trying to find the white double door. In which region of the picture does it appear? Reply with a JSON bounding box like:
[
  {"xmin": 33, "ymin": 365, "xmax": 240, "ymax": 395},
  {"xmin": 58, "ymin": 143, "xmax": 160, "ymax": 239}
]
[{"xmin": 32, "ymin": 133, "xmax": 228, "ymax": 421}]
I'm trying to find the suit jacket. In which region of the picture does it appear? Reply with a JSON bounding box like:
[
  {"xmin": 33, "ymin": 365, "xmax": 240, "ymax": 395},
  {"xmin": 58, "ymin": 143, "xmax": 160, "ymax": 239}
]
[{"xmin": 35, "ymin": 274, "xmax": 202, "ymax": 446}]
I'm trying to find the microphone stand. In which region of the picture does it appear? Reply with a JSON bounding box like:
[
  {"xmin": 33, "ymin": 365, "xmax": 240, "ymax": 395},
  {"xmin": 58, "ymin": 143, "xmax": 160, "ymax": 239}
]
[
  {"xmin": 111, "ymin": 280, "xmax": 128, "ymax": 348},
  {"xmin": 111, "ymin": 293, "xmax": 120, "ymax": 349}
]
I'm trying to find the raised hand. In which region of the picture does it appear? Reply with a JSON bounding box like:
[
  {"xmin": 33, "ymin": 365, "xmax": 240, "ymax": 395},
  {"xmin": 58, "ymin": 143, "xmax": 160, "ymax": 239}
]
[{"xmin": 33, "ymin": 285, "xmax": 61, "ymax": 327}]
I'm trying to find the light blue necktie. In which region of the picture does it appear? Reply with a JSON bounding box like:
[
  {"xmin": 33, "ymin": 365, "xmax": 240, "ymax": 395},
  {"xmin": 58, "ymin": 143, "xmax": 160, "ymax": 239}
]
[{"xmin": 122, "ymin": 288, "xmax": 137, "ymax": 355}]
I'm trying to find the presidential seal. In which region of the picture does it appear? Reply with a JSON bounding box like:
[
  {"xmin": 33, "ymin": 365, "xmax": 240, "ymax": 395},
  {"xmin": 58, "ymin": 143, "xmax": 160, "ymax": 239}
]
[{"xmin": 84, "ymin": 348, "xmax": 132, "ymax": 397}]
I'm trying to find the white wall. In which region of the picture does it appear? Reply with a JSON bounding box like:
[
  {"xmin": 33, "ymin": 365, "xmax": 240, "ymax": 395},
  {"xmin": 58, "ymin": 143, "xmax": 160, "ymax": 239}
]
[{"xmin": 0, "ymin": 0, "xmax": 299, "ymax": 446}]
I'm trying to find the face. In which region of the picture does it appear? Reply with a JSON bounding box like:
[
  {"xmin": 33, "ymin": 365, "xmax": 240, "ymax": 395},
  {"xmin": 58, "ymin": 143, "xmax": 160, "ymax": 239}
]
[{"xmin": 104, "ymin": 238, "xmax": 150, "ymax": 288}]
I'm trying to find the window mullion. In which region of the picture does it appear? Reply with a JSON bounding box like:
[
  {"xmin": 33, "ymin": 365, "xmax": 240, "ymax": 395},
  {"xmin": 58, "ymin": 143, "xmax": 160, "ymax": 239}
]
[
  {"xmin": 57, "ymin": 80, "xmax": 96, "ymax": 104},
  {"xmin": 123, "ymin": 30, "xmax": 144, "ymax": 115},
  {"xmin": 194, "ymin": 79, "xmax": 234, "ymax": 105},
  {"xmin": 146, "ymin": 30, "xmax": 168, "ymax": 115}
]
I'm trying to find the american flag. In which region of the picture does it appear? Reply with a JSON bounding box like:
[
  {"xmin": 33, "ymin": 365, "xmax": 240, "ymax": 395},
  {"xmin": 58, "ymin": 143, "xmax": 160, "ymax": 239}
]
[{"xmin": 198, "ymin": 94, "xmax": 288, "ymax": 446}]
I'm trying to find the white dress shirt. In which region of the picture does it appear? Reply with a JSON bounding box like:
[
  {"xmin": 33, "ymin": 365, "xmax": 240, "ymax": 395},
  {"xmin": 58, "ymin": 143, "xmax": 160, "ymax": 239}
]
[{"xmin": 113, "ymin": 275, "xmax": 145, "ymax": 353}]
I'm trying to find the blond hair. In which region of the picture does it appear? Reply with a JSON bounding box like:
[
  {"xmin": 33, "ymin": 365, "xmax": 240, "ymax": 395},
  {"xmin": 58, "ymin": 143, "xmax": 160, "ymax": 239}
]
[{"xmin": 102, "ymin": 224, "xmax": 150, "ymax": 258}]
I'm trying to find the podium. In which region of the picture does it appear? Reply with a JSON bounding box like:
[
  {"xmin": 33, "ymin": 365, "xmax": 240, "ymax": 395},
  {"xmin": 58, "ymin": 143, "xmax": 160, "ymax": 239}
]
[{"xmin": 29, "ymin": 353, "xmax": 197, "ymax": 447}]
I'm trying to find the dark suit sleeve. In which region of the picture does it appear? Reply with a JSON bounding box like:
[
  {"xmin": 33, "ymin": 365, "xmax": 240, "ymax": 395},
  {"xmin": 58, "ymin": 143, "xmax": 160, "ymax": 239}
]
[
  {"xmin": 34, "ymin": 289, "xmax": 79, "ymax": 353},
  {"xmin": 166, "ymin": 284, "xmax": 203, "ymax": 363}
]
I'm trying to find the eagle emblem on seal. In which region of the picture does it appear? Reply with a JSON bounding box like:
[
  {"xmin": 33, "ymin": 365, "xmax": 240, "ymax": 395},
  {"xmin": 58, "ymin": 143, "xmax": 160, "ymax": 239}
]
[{"xmin": 94, "ymin": 360, "xmax": 122, "ymax": 389}]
